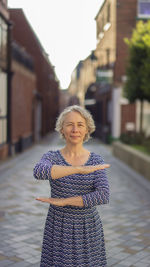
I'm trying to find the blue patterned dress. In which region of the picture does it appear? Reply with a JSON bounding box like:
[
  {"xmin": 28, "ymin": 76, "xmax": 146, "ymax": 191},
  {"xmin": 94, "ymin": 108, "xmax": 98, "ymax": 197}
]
[{"xmin": 33, "ymin": 150, "xmax": 109, "ymax": 267}]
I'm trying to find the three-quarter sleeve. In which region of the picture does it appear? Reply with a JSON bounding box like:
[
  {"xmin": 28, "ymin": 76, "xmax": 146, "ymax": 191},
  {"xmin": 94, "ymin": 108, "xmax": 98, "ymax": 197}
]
[
  {"xmin": 82, "ymin": 158, "xmax": 109, "ymax": 208},
  {"xmin": 33, "ymin": 152, "xmax": 53, "ymax": 180}
]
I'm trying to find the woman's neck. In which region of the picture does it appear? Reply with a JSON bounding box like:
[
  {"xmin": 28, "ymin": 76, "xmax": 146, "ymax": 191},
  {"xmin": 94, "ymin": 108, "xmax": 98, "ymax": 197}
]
[{"xmin": 62, "ymin": 143, "xmax": 87, "ymax": 157}]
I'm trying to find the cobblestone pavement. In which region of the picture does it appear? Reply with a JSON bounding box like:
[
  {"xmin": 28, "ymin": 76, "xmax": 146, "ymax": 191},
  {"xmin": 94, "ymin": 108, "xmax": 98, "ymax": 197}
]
[{"xmin": 0, "ymin": 133, "xmax": 150, "ymax": 267}]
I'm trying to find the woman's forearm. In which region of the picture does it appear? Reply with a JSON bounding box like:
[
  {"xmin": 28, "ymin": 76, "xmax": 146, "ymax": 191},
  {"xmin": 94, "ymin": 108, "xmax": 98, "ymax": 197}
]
[
  {"xmin": 65, "ymin": 196, "xmax": 84, "ymax": 207},
  {"xmin": 51, "ymin": 165, "xmax": 81, "ymax": 179},
  {"xmin": 51, "ymin": 164, "xmax": 110, "ymax": 180}
]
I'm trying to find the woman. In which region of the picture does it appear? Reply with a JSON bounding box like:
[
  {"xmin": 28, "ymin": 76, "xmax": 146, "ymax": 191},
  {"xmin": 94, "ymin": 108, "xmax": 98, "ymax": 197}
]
[{"xmin": 33, "ymin": 105, "xmax": 110, "ymax": 267}]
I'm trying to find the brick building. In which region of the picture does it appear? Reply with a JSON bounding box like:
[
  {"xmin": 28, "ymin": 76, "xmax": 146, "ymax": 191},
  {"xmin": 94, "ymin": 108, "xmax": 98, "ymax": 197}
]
[
  {"xmin": 69, "ymin": 0, "xmax": 150, "ymax": 142},
  {"xmin": 10, "ymin": 41, "xmax": 36, "ymax": 154},
  {"xmin": 9, "ymin": 8, "xmax": 60, "ymax": 138},
  {"xmin": 0, "ymin": 0, "xmax": 11, "ymax": 159},
  {"xmin": 0, "ymin": 6, "xmax": 60, "ymax": 159},
  {"xmin": 94, "ymin": 0, "xmax": 150, "ymax": 140}
]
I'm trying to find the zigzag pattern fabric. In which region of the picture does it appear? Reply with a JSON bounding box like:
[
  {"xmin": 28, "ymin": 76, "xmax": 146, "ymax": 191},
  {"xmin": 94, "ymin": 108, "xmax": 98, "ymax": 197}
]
[{"xmin": 33, "ymin": 150, "xmax": 109, "ymax": 267}]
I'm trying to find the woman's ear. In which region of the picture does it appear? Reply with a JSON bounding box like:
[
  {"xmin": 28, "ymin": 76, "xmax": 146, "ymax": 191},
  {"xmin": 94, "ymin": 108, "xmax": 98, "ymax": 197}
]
[
  {"xmin": 86, "ymin": 126, "xmax": 88, "ymax": 134},
  {"xmin": 61, "ymin": 129, "xmax": 65, "ymax": 138}
]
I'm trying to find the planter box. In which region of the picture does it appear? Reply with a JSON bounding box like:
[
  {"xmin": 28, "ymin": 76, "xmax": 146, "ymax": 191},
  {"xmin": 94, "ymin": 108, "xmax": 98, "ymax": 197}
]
[{"xmin": 112, "ymin": 141, "xmax": 150, "ymax": 181}]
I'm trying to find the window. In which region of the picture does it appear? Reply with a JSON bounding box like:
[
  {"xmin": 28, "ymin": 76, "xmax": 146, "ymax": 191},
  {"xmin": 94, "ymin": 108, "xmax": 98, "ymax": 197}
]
[
  {"xmin": 0, "ymin": 71, "xmax": 7, "ymax": 144},
  {"xmin": 107, "ymin": 3, "xmax": 111, "ymax": 23},
  {"xmin": 106, "ymin": 49, "xmax": 110, "ymax": 65},
  {"xmin": 97, "ymin": 21, "xmax": 101, "ymax": 36},
  {"xmin": 106, "ymin": 99, "xmax": 112, "ymax": 123},
  {"xmin": 0, "ymin": 17, "xmax": 8, "ymax": 69},
  {"xmin": 104, "ymin": 3, "xmax": 111, "ymax": 31},
  {"xmin": 138, "ymin": 0, "xmax": 150, "ymax": 18},
  {"xmin": 102, "ymin": 15, "xmax": 105, "ymax": 31},
  {"xmin": 0, "ymin": 118, "xmax": 7, "ymax": 144}
]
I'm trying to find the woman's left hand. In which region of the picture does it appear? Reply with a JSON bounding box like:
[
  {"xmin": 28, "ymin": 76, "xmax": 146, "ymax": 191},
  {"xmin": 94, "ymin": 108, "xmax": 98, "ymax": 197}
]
[{"xmin": 35, "ymin": 197, "xmax": 67, "ymax": 206}]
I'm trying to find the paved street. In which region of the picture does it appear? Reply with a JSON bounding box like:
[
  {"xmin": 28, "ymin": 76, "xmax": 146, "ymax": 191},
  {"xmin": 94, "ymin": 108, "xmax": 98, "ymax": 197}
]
[{"xmin": 0, "ymin": 133, "xmax": 150, "ymax": 267}]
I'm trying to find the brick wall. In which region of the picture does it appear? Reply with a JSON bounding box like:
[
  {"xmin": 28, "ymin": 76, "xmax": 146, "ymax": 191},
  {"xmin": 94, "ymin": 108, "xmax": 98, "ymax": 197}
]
[
  {"xmin": 121, "ymin": 103, "xmax": 136, "ymax": 133},
  {"xmin": 114, "ymin": 0, "xmax": 137, "ymax": 84},
  {"xmin": 0, "ymin": 144, "xmax": 9, "ymax": 160},
  {"xmin": 0, "ymin": 0, "xmax": 9, "ymax": 159},
  {"xmin": 11, "ymin": 60, "xmax": 36, "ymax": 148}
]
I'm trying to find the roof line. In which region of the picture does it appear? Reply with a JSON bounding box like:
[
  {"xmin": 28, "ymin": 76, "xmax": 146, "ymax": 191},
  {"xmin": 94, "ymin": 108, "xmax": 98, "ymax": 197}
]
[
  {"xmin": 95, "ymin": 0, "xmax": 106, "ymax": 20},
  {"xmin": 9, "ymin": 8, "xmax": 52, "ymax": 66}
]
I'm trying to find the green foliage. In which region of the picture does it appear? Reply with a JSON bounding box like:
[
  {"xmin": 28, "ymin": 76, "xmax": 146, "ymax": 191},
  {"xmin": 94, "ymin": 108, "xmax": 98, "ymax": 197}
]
[
  {"xmin": 124, "ymin": 21, "xmax": 150, "ymax": 102},
  {"xmin": 120, "ymin": 132, "xmax": 145, "ymax": 145},
  {"xmin": 120, "ymin": 132, "xmax": 150, "ymax": 154},
  {"xmin": 106, "ymin": 134, "xmax": 119, "ymax": 144},
  {"xmin": 131, "ymin": 144, "xmax": 150, "ymax": 155}
]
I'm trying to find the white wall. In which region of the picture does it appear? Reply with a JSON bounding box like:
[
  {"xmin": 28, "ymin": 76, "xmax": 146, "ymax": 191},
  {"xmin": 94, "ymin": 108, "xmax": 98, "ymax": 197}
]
[
  {"xmin": 136, "ymin": 100, "xmax": 150, "ymax": 136},
  {"xmin": 111, "ymin": 87, "xmax": 121, "ymax": 138}
]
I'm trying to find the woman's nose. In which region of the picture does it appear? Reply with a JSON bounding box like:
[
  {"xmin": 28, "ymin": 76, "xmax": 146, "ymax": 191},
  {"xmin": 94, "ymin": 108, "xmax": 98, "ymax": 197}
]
[{"xmin": 72, "ymin": 125, "xmax": 78, "ymax": 132}]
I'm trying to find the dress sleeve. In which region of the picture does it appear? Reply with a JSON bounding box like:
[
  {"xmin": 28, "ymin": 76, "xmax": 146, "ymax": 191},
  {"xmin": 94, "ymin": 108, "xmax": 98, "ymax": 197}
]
[
  {"xmin": 82, "ymin": 157, "xmax": 109, "ymax": 208},
  {"xmin": 33, "ymin": 151, "xmax": 53, "ymax": 180}
]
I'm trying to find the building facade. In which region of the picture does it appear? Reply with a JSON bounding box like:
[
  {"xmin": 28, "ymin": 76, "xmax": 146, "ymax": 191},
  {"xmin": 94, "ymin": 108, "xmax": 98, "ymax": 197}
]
[
  {"xmin": 10, "ymin": 41, "xmax": 37, "ymax": 154},
  {"xmin": 9, "ymin": 9, "xmax": 60, "ymax": 138},
  {"xmin": 68, "ymin": 0, "xmax": 150, "ymax": 141},
  {"xmin": 0, "ymin": 0, "xmax": 11, "ymax": 159},
  {"xmin": 68, "ymin": 52, "xmax": 97, "ymax": 107},
  {"xmin": 0, "ymin": 6, "xmax": 60, "ymax": 159},
  {"xmin": 95, "ymin": 0, "xmax": 150, "ymax": 139}
]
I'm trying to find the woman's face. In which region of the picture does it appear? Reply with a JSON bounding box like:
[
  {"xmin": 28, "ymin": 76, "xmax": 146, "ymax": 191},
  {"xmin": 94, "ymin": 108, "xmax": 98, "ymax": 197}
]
[{"xmin": 61, "ymin": 111, "xmax": 88, "ymax": 145}]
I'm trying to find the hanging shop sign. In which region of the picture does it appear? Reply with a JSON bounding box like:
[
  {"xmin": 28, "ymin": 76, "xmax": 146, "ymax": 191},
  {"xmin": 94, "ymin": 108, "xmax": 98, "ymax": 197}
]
[{"xmin": 96, "ymin": 69, "xmax": 113, "ymax": 83}]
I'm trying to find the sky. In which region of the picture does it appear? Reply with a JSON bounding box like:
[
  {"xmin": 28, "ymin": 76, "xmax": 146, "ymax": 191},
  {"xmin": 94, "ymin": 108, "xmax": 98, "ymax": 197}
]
[{"xmin": 8, "ymin": 0, "xmax": 104, "ymax": 89}]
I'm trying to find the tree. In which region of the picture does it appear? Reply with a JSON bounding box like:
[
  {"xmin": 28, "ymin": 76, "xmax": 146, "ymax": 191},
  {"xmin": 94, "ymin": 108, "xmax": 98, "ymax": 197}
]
[{"xmin": 124, "ymin": 21, "xmax": 150, "ymax": 133}]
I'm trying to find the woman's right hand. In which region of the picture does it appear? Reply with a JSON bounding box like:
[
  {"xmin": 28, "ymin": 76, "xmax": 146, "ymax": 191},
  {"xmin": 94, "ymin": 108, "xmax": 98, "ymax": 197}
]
[{"xmin": 79, "ymin": 164, "xmax": 110, "ymax": 174}]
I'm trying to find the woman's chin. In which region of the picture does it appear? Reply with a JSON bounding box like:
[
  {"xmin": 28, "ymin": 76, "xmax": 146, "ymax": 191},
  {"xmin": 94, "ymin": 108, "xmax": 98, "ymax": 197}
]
[{"xmin": 68, "ymin": 137, "xmax": 83, "ymax": 144}]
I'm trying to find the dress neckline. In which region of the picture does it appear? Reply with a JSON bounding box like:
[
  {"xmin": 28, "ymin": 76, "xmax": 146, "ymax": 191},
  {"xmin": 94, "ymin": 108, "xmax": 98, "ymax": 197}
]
[{"xmin": 57, "ymin": 150, "xmax": 93, "ymax": 166}]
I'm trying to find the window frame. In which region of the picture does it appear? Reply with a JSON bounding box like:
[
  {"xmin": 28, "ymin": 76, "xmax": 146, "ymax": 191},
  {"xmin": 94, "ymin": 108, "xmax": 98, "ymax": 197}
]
[
  {"xmin": 0, "ymin": 117, "xmax": 7, "ymax": 145},
  {"xmin": 138, "ymin": 0, "xmax": 150, "ymax": 18},
  {"xmin": 0, "ymin": 71, "xmax": 8, "ymax": 145},
  {"xmin": 107, "ymin": 3, "xmax": 111, "ymax": 23},
  {"xmin": 0, "ymin": 16, "xmax": 8, "ymax": 68}
]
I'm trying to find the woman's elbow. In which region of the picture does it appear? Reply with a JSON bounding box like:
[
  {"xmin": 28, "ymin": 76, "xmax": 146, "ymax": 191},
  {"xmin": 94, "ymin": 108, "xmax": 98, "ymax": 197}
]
[
  {"xmin": 33, "ymin": 171, "xmax": 38, "ymax": 180},
  {"xmin": 98, "ymin": 191, "xmax": 109, "ymax": 205},
  {"xmin": 103, "ymin": 197, "xmax": 109, "ymax": 204},
  {"xmin": 33, "ymin": 165, "xmax": 40, "ymax": 180},
  {"xmin": 103, "ymin": 190, "xmax": 109, "ymax": 203}
]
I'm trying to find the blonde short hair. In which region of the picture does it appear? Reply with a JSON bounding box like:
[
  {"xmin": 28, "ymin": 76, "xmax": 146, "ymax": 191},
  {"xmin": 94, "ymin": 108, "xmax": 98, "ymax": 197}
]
[{"xmin": 55, "ymin": 105, "xmax": 96, "ymax": 142}]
